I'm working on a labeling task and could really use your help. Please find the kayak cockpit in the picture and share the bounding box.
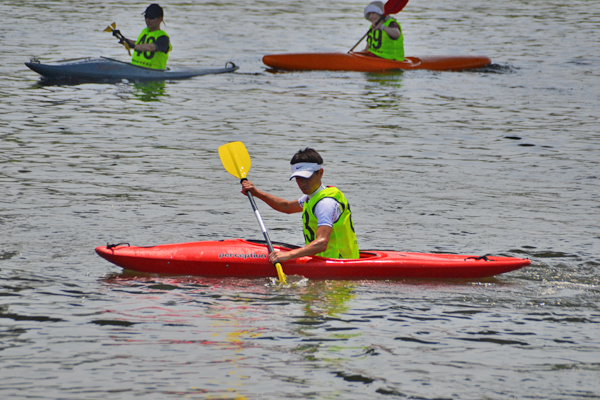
[358,251,380,259]
[245,238,382,260]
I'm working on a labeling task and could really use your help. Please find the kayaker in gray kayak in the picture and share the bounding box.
[241,148,359,263]
[363,1,404,61]
[112,4,172,69]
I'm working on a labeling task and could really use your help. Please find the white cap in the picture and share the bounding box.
[364,1,384,19]
[289,162,323,180]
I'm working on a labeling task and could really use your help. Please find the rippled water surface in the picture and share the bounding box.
[2,0,599,399]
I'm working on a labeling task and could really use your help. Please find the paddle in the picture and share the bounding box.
[104,22,133,55]
[347,0,410,53]
[218,141,288,284]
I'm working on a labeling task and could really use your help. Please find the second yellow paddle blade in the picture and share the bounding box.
[104,22,117,32]
[219,141,251,180]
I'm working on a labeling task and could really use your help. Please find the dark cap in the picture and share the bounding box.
[143,4,163,19]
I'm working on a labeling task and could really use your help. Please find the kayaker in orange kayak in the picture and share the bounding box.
[241,148,359,263]
[363,1,405,61]
[112,4,172,69]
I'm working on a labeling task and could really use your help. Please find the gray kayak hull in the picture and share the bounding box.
[25,57,238,82]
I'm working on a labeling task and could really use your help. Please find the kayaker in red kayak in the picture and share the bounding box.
[241,148,359,263]
[363,1,404,61]
[112,4,172,69]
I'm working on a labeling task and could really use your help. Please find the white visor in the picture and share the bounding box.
[364,4,383,19]
[290,162,323,180]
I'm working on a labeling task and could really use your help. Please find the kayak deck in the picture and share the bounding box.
[95,239,530,280]
[25,57,239,82]
[263,52,492,72]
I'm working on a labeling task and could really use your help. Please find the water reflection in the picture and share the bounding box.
[364,70,405,86]
[29,78,84,88]
[362,71,406,109]
[132,81,167,102]
[299,281,356,318]
[29,77,168,102]
[102,274,259,399]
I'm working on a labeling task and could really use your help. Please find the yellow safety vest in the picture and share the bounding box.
[131,28,172,70]
[366,18,404,61]
[302,187,359,259]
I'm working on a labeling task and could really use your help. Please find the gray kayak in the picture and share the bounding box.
[25,57,238,82]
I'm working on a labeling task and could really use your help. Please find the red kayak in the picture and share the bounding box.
[262,52,492,72]
[95,239,530,280]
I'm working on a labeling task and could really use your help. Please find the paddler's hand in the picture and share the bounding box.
[269,250,291,264]
[241,180,257,196]
[112,29,121,38]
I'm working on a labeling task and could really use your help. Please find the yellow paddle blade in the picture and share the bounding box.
[104,22,117,32]
[218,141,251,180]
[275,262,287,284]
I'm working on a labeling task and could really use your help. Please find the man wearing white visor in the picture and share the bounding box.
[241,148,359,263]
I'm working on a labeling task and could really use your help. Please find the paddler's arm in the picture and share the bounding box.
[269,225,332,263]
[132,42,156,52]
[128,36,170,53]
[241,180,302,214]
[365,20,401,42]
[380,21,400,40]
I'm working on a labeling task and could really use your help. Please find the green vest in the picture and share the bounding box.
[302,187,359,259]
[366,18,404,61]
[131,28,172,70]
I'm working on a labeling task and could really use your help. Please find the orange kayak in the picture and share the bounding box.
[263,52,492,72]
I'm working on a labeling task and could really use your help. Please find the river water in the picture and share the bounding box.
[1,0,599,399]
